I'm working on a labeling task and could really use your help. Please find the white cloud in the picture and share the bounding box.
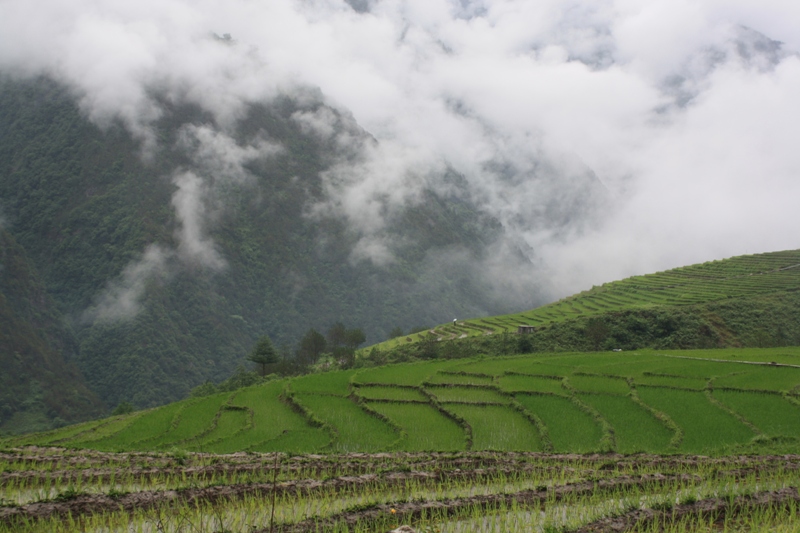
[2,0,799,307]
[82,245,170,323]
[171,170,226,270]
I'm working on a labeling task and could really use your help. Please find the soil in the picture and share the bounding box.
[569,487,800,532]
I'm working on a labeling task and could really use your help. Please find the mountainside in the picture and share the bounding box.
[368,249,800,361]
[0,75,602,423]
[0,229,103,435]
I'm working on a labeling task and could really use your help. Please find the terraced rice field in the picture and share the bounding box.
[2,448,800,532]
[371,248,800,348]
[8,347,800,456]
[6,347,800,530]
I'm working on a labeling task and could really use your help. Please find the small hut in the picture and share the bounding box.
[517,325,537,334]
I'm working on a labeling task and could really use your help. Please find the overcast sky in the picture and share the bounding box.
[2,0,799,302]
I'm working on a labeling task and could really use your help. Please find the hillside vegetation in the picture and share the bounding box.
[7,347,800,456]
[367,249,800,362]
[0,230,103,435]
[0,75,532,425]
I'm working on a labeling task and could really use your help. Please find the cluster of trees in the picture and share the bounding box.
[191,322,367,398]
[247,322,366,377]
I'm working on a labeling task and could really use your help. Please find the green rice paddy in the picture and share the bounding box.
[8,347,800,455]
[443,404,542,451]
[636,387,756,452]
[368,402,465,451]
[426,386,510,404]
[515,393,604,452]
[355,386,429,402]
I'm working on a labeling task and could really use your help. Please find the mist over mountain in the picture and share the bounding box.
[1,75,570,423]
[1,0,799,430]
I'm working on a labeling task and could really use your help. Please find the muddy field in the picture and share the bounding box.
[1,447,799,532]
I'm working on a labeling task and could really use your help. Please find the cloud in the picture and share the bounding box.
[169,125,283,270]
[81,122,283,323]
[2,0,800,309]
[82,245,170,323]
[170,170,226,269]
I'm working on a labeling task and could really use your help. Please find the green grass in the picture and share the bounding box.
[294,394,399,452]
[634,375,708,390]
[355,386,429,402]
[14,347,800,455]
[579,353,722,376]
[368,402,465,451]
[149,393,232,448]
[365,249,800,352]
[248,428,331,453]
[427,386,510,404]
[426,372,494,385]
[443,404,542,451]
[291,370,357,396]
[713,366,800,391]
[198,381,316,453]
[672,347,800,365]
[81,402,186,451]
[569,375,630,395]
[192,408,251,452]
[39,413,143,448]
[539,352,634,368]
[454,354,575,376]
[453,356,563,376]
[496,374,566,395]
[637,387,756,452]
[639,358,736,379]
[713,390,800,437]
[354,360,462,385]
[515,394,603,452]
[6,418,108,447]
[578,393,673,453]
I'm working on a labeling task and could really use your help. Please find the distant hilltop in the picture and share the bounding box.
[364,249,800,363]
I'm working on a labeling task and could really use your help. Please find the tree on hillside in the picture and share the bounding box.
[296,328,327,366]
[344,328,366,349]
[326,322,347,348]
[325,323,367,369]
[111,401,135,416]
[248,335,279,376]
[585,319,608,351]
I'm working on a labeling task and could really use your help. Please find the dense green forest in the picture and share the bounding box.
[0,230,103,434]
[0,75,524,432]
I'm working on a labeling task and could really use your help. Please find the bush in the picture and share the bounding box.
[111,402,135,416]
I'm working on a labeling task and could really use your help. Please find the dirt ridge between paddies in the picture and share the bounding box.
[5,448,798,478]
[1,461,583,488]
[568,487,800,533]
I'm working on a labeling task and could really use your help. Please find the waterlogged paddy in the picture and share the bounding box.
[2,450,800,533]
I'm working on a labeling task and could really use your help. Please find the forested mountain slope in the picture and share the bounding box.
[0,75,600,427]
[0,230,103,434]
